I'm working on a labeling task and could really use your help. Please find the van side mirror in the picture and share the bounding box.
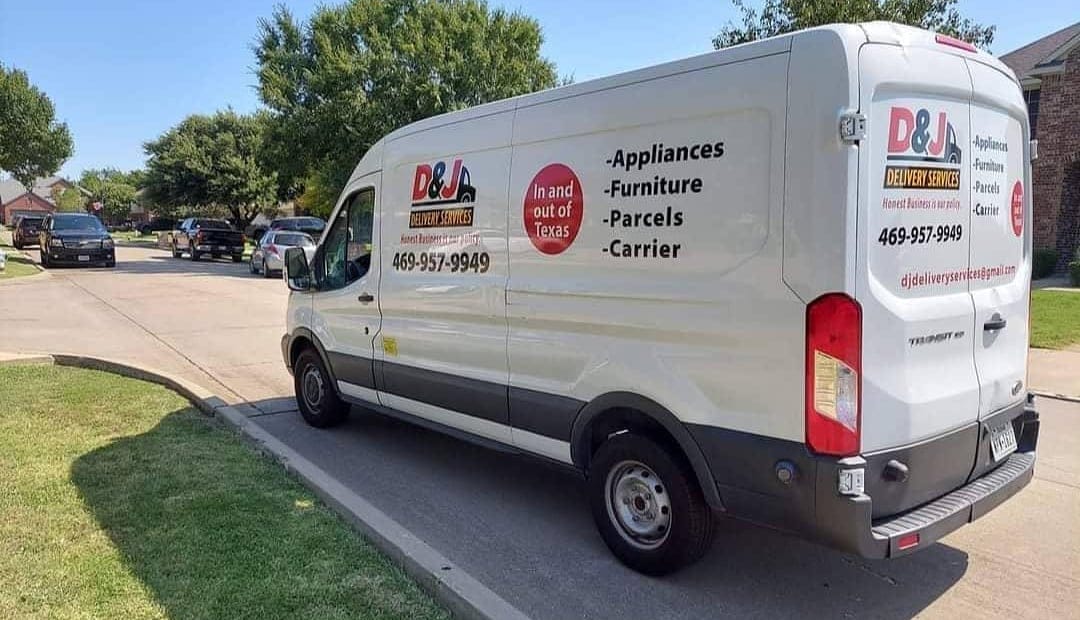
[284,247,314,291]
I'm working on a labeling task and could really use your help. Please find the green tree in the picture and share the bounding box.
[255,0,559,216]
[51,184,87,213]
[79,169,139,223]
[713,0,994,50]
[0,65,74,189]
[143,110,278,230]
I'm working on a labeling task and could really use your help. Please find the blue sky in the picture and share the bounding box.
[0,0,1076,179]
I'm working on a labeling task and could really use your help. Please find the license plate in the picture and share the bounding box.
[77,255,90,262]
[989,422,1018,461]
[217,246,228,251]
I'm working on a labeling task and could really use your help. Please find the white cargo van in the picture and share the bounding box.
[280,22,1039,575]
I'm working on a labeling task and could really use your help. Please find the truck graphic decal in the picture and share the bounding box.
[409,158,476,228]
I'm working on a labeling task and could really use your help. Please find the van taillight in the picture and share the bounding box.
[805,293,862,456]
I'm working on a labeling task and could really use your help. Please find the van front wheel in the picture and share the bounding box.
[294,348,348,428]
[587,433,714,575]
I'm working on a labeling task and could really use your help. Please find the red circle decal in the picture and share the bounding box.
[1010,181,1023,237]
[523,163,584,255]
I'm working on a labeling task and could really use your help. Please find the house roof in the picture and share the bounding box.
[0,176,74,207]
[1000,21,1080,81]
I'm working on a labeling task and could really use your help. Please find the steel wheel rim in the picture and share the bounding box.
[301,365,325,413]
[605,460,672,549]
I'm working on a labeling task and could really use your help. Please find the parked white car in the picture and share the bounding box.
[280,22,1038,575]
[250,231,315,278]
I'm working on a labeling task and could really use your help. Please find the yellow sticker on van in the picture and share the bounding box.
[383,337,398,356]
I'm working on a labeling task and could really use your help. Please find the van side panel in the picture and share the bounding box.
[507,51,804,443]
[376,112,514,444]
[782,27,864,302]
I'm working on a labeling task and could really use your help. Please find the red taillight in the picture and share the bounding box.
[897,533,920,550]
[935,33,977,53]
[195,230,205,243]
[806,293,862,456]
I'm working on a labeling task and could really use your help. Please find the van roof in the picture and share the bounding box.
[349,21,1013,182]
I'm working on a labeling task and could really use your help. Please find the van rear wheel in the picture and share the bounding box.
[587,433,714,575]
[293,348,348,428]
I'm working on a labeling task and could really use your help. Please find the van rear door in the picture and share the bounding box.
[856,44,980,453]
[965,59,1031,421]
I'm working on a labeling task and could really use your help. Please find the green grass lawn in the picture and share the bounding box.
[0,240,41,280]
[1030,290,1080,350]
[0,251,41,279]
[111,230,159,244]
[0,364,448,620]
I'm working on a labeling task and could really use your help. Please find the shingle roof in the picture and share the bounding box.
[0,176,67,207]
[1000,21,1080,80]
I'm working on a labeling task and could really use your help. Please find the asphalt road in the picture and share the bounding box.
[2,242,1078,619]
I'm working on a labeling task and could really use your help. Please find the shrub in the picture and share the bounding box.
[1033,248,1058,279]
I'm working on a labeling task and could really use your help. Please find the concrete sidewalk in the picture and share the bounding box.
[1029,348,1080,401]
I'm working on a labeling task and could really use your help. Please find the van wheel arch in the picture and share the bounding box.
[570,392,724,510]
[288,329,341,392]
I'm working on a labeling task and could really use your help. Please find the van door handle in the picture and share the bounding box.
[357,292,374,303]
[983,315,1007,331]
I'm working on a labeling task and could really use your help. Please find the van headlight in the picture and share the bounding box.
[49,238,64,248]
[102,238,115,249]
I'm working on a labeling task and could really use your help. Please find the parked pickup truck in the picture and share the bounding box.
[170,218,245,262]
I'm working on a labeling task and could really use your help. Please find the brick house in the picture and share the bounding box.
[0,176,76,225]
[1001,22,1080,268]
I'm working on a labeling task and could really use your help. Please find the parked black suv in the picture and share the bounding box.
[39,213,116,268]
[12,215,45,249]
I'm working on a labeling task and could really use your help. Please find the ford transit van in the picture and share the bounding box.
[280,22,1039,575]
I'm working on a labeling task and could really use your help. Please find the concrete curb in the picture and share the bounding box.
[8,352,527,620]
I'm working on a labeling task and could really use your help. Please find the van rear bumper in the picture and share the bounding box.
[687,399,1039,559]
[814,447,1035,558]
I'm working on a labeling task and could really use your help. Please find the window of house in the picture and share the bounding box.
[1024,88,1040,139]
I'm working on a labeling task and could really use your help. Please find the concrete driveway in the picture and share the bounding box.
[2,242,1077,619]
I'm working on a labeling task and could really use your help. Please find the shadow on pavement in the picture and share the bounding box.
[109,254,263,279]
[244,399,969,620]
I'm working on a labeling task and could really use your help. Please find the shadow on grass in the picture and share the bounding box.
[70,407,447,620]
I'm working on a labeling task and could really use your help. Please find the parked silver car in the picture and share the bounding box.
[250,231,315,278]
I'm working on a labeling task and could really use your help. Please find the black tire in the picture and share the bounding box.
[587,433,714,576]
[189,244,200,261]
[13,242,21,250]
[294,348,348,428]
[105,259,116,268]
[249,256,258,274]
[232,254,242,263]
[171,241,182,258]
[262,258,272,278]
